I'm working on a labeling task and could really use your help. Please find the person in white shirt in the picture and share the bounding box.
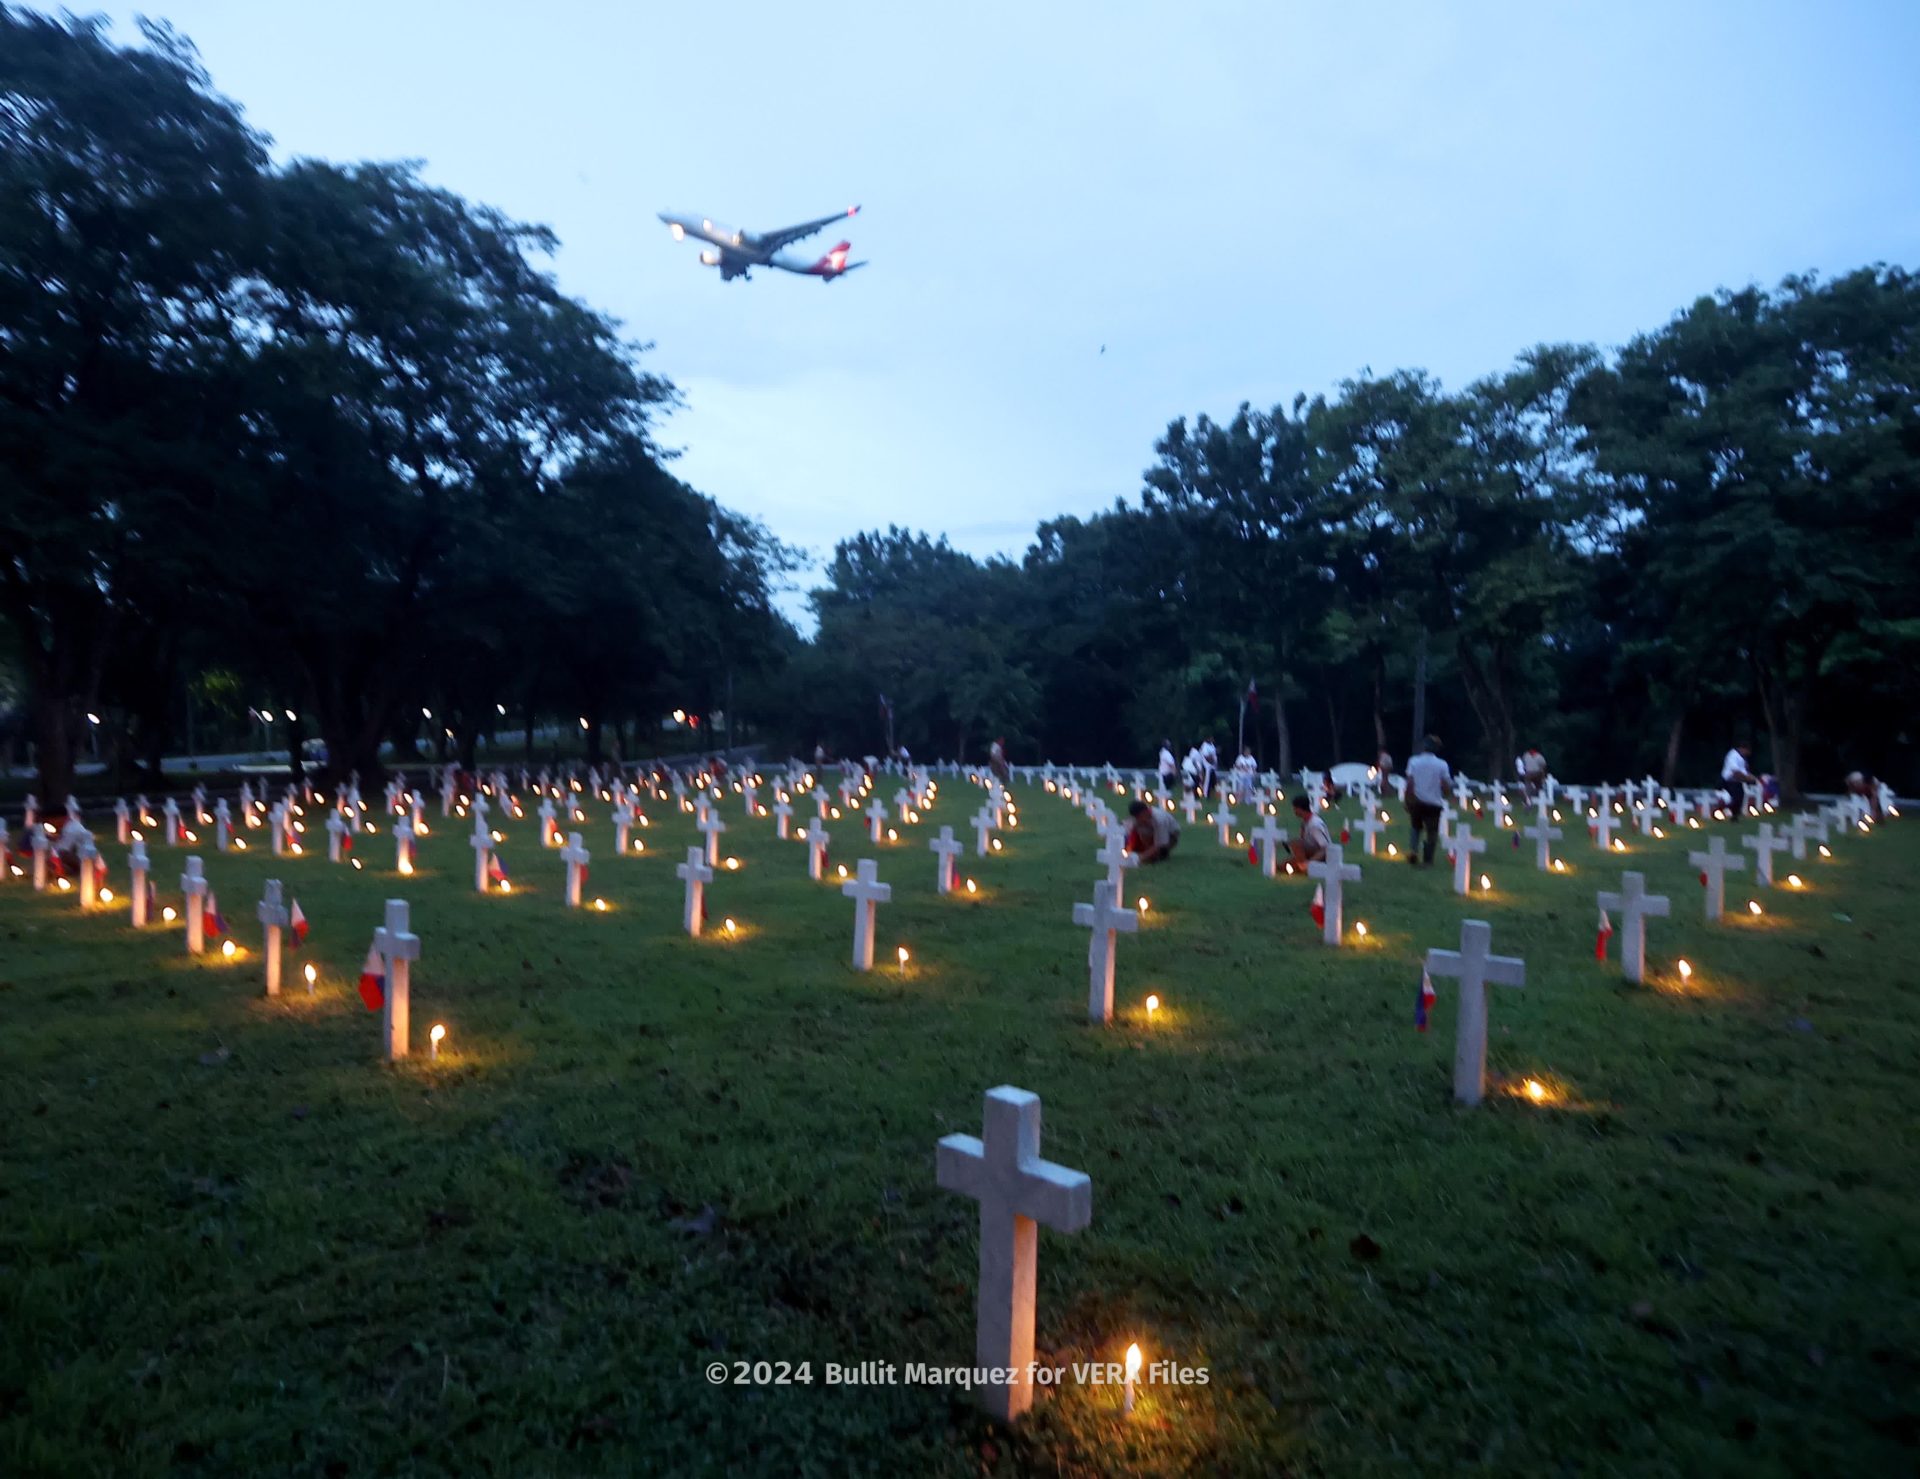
[1721,743,1760,810]
[1181,747,1202,795]
[1158,741,1177,796]
[1233,750,1257,786]
[1198,737,1219,797]
[1403,736,1451,867]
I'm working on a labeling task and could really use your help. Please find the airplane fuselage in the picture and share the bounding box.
[658,207,865,282]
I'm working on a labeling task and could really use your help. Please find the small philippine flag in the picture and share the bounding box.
[357,944,386,1012]
[1595,905,1614,961]
[1416,968,1435,1032]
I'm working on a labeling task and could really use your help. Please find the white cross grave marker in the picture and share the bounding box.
[1425,919,1527,1106]
[1688,835,1746,922]
[867,798,890,844]
[1095,825,1139,900]
[772,798,793,841]
[181,856,208,953]
[1072,878,1139,1023]
[805,822,831,881]
[935,1086,1092,1423]
[1306,844,1362,946]
[1742,823,1788,887]
[1211,801,1237,848]
[1596,871,1670,985]
[696,804,728,866]
[971,804,996,858]
[258,879,289,996]
[561,831,590,908]
[129,840,151,927]
[840,858,892,970]
[373,898,420,1061]
[1522,818,1563,871]
[1449,823,1487,897]
[930,825,964,894]
[1248,813,1286,878]
[676,846,713,936]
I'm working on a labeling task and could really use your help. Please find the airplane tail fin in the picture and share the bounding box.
[814,241,863,279]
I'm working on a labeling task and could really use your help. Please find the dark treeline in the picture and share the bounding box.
[1,9,788,800]
[4,9,1916,802]
[769,279,1920,795]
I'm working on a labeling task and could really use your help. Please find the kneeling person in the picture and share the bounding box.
[1289,795,1331,869]
[1125,800,1180,863]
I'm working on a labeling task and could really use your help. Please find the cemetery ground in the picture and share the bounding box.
[3,786,1917,1476]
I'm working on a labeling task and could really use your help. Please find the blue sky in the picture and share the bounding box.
[111,0,1920,608]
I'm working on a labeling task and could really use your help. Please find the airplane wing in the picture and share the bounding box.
[753,204,860,254]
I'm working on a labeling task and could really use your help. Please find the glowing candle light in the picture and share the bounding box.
[1676,959,1693,982]
[965,878,977,894]
[1137,897,1149,914]
[724,857,741,871]
[99,888,114,903]
[991,839,1003,852]
[1612,839,1625,852]
[897,946,910,970]
[1747,899,1763,916]
[499,879,512,894]
[1553,859,1567,873]
[221,939,237,959]
[351,858,363,870]
[430,1023,446,1058]
[1145,993,1159,1018]
[1124,1343,1142,1414]
[724,917,738,935]
[593,897,608,912]
[1386,843,1398,857]
[1525,1078,1546,1103]
[1818,844,1832,858]
[162,906,177,922]
[56,877,71,892]
[1354,921,1368,938]
[1480,873,1492,891]
[233,838,247,851]
[1786,874,1804,888]
[303,962,317,992]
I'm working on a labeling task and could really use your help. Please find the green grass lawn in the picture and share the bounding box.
[3,780,1917,1476]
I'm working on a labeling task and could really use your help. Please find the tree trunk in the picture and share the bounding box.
[1372,657,1389,758]
[1661,712,1685,790]
[33,699,76,810]
[1325,692,1342,766]
[585,716,604,765]
[1272,697,1292,779]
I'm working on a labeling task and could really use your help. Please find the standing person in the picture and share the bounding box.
[1233,749,1258,791]
[1515,746,1547,803]
[1404,736,1450,867]
[1288,794,1331,869]
[1721,743,1761,813]
[1181,745,1202,797]
[1374,748,1394,785]
[1199,736,1219,798]
[1157,740,1177,797]
[1124,799,1180,863]
[988,736,1011,785]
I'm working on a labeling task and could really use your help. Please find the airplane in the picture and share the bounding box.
[657,205,867,283]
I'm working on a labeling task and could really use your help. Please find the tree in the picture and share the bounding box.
[0,8,268,798]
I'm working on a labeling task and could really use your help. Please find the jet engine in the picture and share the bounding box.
[698,250,722,267]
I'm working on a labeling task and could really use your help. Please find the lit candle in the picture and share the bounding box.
[430,1023,446,1059]
[897,946,910,971]
[1748,899,1763,916]
[304,962,317,992]
[1354,921,1368,938]
[1124,1342,1142,1414]
[1479,873,1492,891]
[1676,959,1693,982]
[724,917,738,936]
[1145,993,1159,1020]
[1525,1078,1546,1103]
[593,898,608,911]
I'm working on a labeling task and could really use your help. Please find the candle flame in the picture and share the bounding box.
[1354,921,1368,937]
[724,917,738,935]
[897,946,909,967]
[221,939,236,958]
[304,962,317,985]
[431,1023,446,1044]
[593,898,608,911]
[163,906,177,922]
[1748,899,1763,916]
[965,878,977,894]
[1677,959,1693,981]
[1525,1078,1546,1102]
[1480,873,1492,890]
[1787,874,1803,888]
[1125,1343,1142,1379]
[1145,993,1159,1014]
[99,888,114,903]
